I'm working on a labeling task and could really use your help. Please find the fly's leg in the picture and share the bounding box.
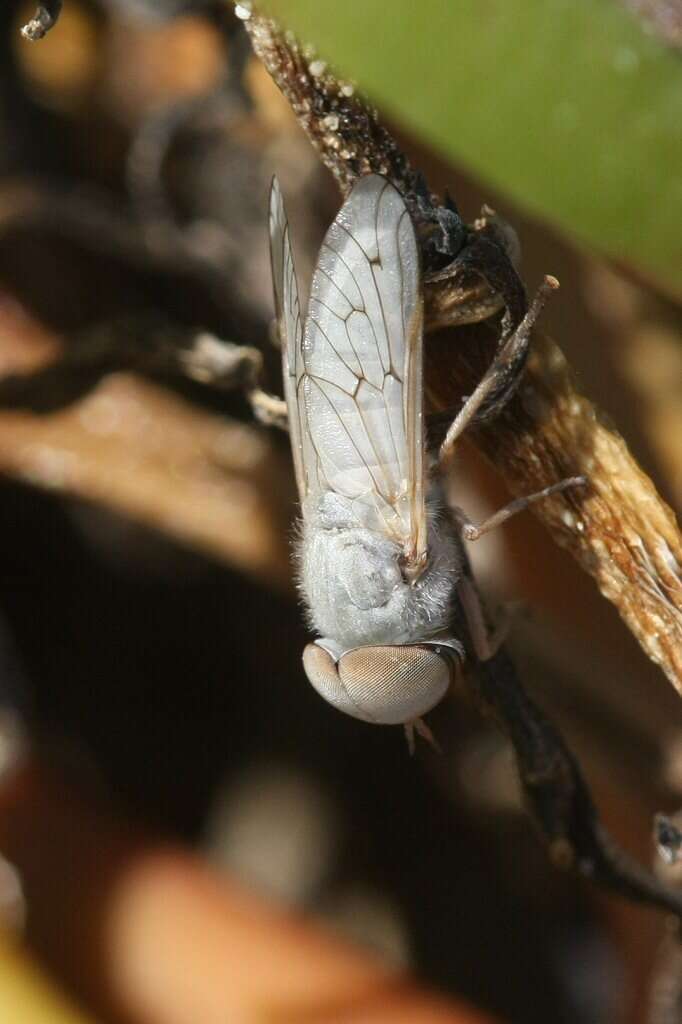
[459,576,530,669]
[456,570,682,920]
[438,275,559,470]
[404,656,465,754]
[437,273,584,550]
[485,601,524,657]
[452,476,587,542]
[404,718,442,756]
[458,574,497,661]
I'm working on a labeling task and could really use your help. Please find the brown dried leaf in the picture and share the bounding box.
[0,371,292,586]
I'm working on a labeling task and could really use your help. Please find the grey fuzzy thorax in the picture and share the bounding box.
[298,492,461,651]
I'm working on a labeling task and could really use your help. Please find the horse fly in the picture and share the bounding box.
[269,174,582,750]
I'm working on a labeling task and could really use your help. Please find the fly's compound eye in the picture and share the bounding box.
[302,643,454,725]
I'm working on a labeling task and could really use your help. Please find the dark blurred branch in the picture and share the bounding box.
[648,824,682,1022]
[0,315,262,412]
[473,647,682,918]
[0,180,264,338]
[20,1,63,41]
[655,812,682,865]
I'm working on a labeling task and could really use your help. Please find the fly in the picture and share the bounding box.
[269,174,583,748]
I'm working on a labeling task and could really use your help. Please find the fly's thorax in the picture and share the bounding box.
[298,494,461,650]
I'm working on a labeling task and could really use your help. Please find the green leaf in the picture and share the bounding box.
[267,0,682,296]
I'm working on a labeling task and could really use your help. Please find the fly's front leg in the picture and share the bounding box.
[438,275,559,470]
[453,476,587,542]
[404,718,442,756]
[456,573,518,663]
[453,474,585,657]
[457,574,498,661]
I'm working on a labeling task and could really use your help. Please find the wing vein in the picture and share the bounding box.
[275,174,426,565]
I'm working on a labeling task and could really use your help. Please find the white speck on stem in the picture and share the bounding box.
[658,538,682,582]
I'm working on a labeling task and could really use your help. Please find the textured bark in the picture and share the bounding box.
[428,322,682,693]
[20,2,63,42]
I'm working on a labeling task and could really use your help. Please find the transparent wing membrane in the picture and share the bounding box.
[269,174,426,568]
[268,177,308,500]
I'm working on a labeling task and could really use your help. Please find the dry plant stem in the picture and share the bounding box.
[648,840,682,1023]
[244,3,682,693]
[648,935,682,1024]
[20,2,63,41]
[471,643,682,917]
[241,11,416,199]
[242,6,527,334]
[428,324,682,692]
[457,561,682,917]
[241,8,518,307]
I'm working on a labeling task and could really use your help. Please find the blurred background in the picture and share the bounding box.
[0,2,680,1022]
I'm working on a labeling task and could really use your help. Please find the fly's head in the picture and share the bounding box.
[302,641,461,725]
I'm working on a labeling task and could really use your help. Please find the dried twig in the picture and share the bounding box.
[648,828,682,1023]
[0,314,264,410]
[0,182,253,335]
[242,4,682,695]
[20,1,63,42]
[655,812,682,864]
[428,325,682,692]
[472,644,682,916]
[648,935,682,1024]
[239,5,529,332]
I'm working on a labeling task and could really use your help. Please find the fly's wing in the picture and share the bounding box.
[269,177,306,502]
[302,175,426,568]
